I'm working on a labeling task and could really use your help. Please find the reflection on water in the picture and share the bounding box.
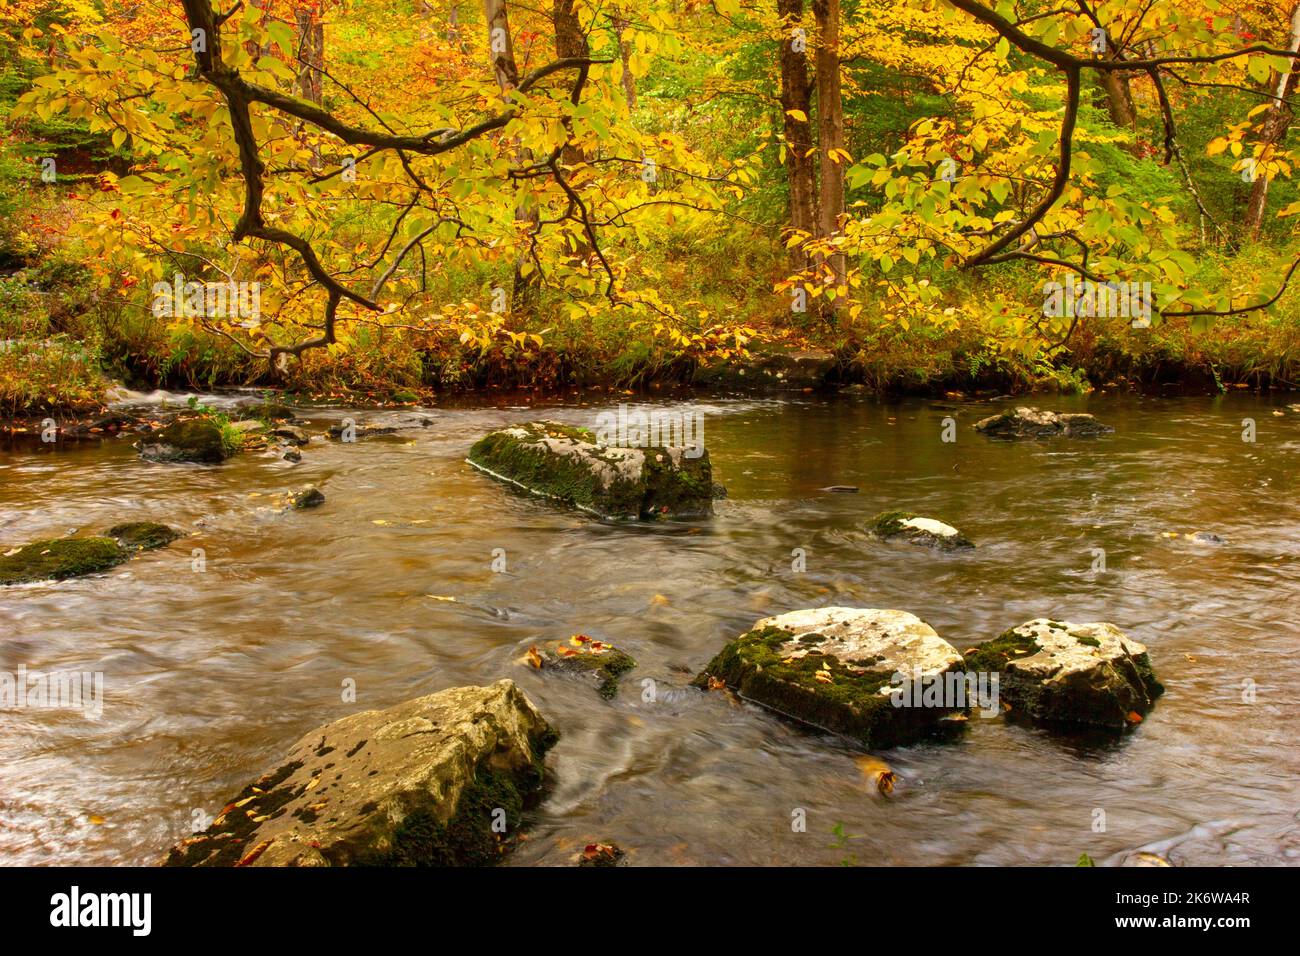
[1,392,1298,866]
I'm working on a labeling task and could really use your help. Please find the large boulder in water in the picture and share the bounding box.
[468,421,716,520]
[962,619,1163,730]
[692,607,966,748]
[138,417,236,463]
[974,406,1113,439]
[163,679,556,867]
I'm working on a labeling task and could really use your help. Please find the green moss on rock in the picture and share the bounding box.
[693,625,954,748]
[963,619,1164,730]
[0,536,126,585]
[468,421,716,520]
[541,638,636,699]
[139,417,236,463]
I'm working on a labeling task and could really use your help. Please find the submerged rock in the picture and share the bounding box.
[138,417,236,463]
[163,679,556,867]
[974,406,1113,439]
[289,485,325,510]
[530,636,636,699]
[578,842,626,867]
[0,521,179,584]
[107,522,182,551]
[468,421,717,520]
[869,511,973,550]
[962,619,1163,730]
[0,536,126,585]
[692,607,965,748]
[270,425,309,446]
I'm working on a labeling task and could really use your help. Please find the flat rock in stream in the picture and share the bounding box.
[163,679,556,867]
[962,618,1163,730]
[692,607,965,748]
[468,421,717,520]
[327,421,400,441]
[869,511,973,550]
[137,417,236,463]
[974,406,1113,439]
[0,522,180,585]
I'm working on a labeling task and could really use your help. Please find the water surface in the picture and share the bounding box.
[1,392,1297,865]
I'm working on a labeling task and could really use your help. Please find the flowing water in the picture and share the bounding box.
[2,391,1298,866]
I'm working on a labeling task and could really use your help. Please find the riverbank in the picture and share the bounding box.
[5,250,1300,422]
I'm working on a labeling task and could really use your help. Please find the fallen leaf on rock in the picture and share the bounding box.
[706,676,726,691]
[236,840,272,867]
[1126,711,1143,724]
[525,645,543,669]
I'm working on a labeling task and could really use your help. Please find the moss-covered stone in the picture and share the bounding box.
[289,485,325,509]
[0,536,126,584]
[869,511,974,551]
[107,522,181,552]
[538,636,636,699]
[974,406,1113,439]
[963,619,1164,730]
[162,679,556,867]
[239,401,296,422]
[468,420,716,520]
[693,608,966,748]
[138,417,236,463]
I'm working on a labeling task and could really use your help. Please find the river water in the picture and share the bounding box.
[1,391,1297,866]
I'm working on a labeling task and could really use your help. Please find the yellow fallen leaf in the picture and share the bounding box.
[854,755,897,794]
[425,595,456,602]
[88,815,105,825]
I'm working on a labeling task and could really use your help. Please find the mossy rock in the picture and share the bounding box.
[693,607,966,748]
[289,485,325,509]
[0,536,127,585]
[107,522,181,552]
[869,511,973,550]
[138,417,236,463]
[327,421,400,441]
[536,637,636,699]
[974,406,1113,439]
[963,619,1163,730]
[468,420,716,520]
[162,680,556,867]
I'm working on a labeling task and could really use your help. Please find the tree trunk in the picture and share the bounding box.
[483,0,539,315]
[778,0,816,269]
[1095,67,1136,132]
[1245,3,1300,240]
[612,12,636,111]
[295,4,324,104]
[812,0,845,308]
[553,0,592,263]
